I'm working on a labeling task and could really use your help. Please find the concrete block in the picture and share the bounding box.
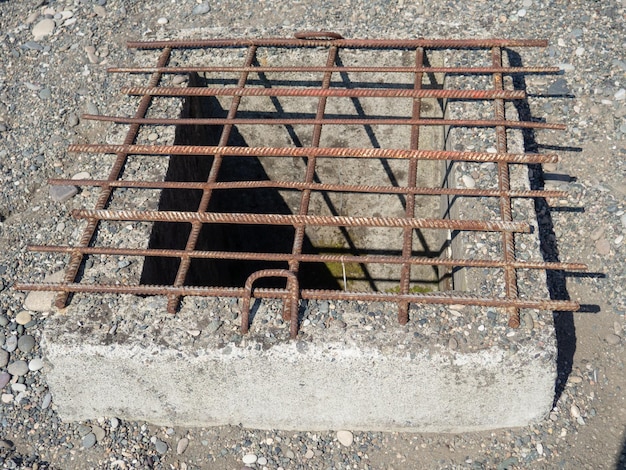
[42,295,556,432]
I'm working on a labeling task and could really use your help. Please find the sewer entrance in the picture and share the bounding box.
[140,47,447,294]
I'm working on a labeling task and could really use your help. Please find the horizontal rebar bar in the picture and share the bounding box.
[67,144,559,164]
[82,114,565,130]
[127,38,549,49]
[49,178,569,199]
[71,208,530,232]
[122,86,526,100]
[14,282,580,312]
[109,65,560,75]
[27,244,587,271]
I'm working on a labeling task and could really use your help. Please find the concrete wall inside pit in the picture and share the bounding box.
[141,48,449,293]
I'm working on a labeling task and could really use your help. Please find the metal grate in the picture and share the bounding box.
[17,33,585,338]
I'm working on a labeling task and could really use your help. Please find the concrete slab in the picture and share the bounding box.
[43,295,556,432]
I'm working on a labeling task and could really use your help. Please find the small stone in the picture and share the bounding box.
[110,417,119,429]
[595,238,610,255]
[67,113,79,127]
[82,433,97,448]
[522,0,532,6]
[517,8,526,17]
[41,393,52,409]
[7,361,29,377]
[337,430,354,447]
[461,174,476,189]
[28,358,44,371]
[285,450,295,459]
[242,454,257,464]
[26,12,40,24]
[304,449,314,459]
[448,337,458,350]
[536,442,544,456]
[11,383,26,393]
[86,101,99,115]
[1,394,13,404]
[154,439,168,454]
[547,78,570,96]
[615,89,626,101]
[49,185,78,203]
[39,87,52,100]
[93,5,107,17]
[5,336,17,353]
[177,437,189,455]
[0,350,8,368]
[173,75,188,85]
[604,334,621,345]
[207,319,223,334]
[72,171,92,180]
[32,19,55,40]
[570,404,581,419]
[192,3,210,14]
[614,321,623,336]
[17,335,35,353]
[15,311,32,325]
[590,227,605,241]
[91,425,106,442]
[0,372,10,389]
[24,270,65,311]
[157,17,168,25]
[257,457,268,465]
[543,162,558,172]
[568,375,583,384]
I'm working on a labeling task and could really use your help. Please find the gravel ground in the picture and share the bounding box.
[1,0,625,469]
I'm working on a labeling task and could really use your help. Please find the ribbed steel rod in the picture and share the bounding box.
[122,86,526,100]
[67,144,559,164]
[51,178,569,198]
[14,282,580,312]
[27,244,587,271]
[127,38,549,50]
[82,114,565,130]
[109,65,561,75]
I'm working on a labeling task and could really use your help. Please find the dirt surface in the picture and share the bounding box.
[0,0,625,469]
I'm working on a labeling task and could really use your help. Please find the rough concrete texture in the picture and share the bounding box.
[43,295,556,432]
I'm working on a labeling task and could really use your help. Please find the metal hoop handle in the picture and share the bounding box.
[294,31,344,41]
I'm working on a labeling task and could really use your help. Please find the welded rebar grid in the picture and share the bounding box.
[16,33,585,338]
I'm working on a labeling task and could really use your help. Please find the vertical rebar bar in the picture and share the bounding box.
[166,45,258,313]
[398,47,424,324]
[492,47,520,328]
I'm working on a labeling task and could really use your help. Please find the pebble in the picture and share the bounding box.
[82,433,97,449]
[257,456,268,465]
[615,89,626,101]
[11,383,26,393]
[93,5,107,17]
[461,174,476,189]
[86,101,99,115]
[0,372,10,390]
[28,358,44,371]
[192,3,211,14]
[595,238,611,255]
[67,113,79,127]
[304,449,315,459]
[604,334,621,345]
[32,19,55,40]
[568,375,583,384]
[92,425,106,442]
[207,319,223,334]
[110,417,119,429]
[570,404,581,419]
[25,12,39,24]
[15,311,32,325]
[17,335,35,353]
[41,393,52,409]
[7,361,29,377]
[49,184,78,203]
[337,430,354,446]
[448,337,458,350]
[154,439,168,454]
[517,8,526,17]
[22,41,44,51]
[173,75,188,84]
[590,227,605,241]
[5,335,17,353]
[39,87,52,100]
[0,350,8,368]
[547,78,570,96]
[177,437,189,454]
[157,17,168,25]
[242,454,257,464]
[1,394,13,404]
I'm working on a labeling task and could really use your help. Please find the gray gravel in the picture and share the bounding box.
[0,0,625,469]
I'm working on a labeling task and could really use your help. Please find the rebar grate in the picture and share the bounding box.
[17,33,585,338]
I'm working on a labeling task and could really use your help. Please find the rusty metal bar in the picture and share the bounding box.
[67,144,559,164]
[492,47,520,328]
[166,44,258,313]
[49,178,569,198]
[122,86,526,100]
[25,244,587,271]
[52,47,173,310]
[127,38,549,49]
[109,65,561,75]
[82,114,566,130]
[14,281,580,312]
[71,208,531,232]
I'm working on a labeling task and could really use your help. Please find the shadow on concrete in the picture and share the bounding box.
[617,431,626,469]
[506,49,601,406]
